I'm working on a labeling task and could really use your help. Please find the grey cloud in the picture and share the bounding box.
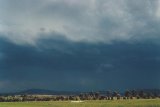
[0,0,160,44]
[0,0,160,92]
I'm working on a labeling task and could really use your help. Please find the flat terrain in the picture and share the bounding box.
[0,99,160,107]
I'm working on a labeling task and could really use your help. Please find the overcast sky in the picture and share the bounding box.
[0,0,160,93]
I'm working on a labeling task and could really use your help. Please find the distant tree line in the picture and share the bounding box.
[0,90,159,102]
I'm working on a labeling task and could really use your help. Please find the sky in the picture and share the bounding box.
[0,0,160,93]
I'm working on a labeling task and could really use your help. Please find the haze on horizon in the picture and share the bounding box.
[0,0,160,93]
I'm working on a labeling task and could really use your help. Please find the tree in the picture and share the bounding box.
[131,90,137,97]
[124,90,131,99]
[106,90,112,100]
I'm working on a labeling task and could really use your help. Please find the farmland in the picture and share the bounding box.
[0,99,160,107]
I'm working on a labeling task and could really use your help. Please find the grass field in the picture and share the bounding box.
[0,99,160,107]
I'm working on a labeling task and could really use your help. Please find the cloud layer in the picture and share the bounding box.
[0,0,160,45]
[0,35,160,92]
[0,0,160,92]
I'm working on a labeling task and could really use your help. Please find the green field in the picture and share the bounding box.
[0,99,160,107]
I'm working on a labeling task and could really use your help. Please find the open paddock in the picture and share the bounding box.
[0,99,160,107]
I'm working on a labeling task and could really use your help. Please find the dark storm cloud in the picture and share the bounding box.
[0,34,160,92]
[0,0,160,92]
